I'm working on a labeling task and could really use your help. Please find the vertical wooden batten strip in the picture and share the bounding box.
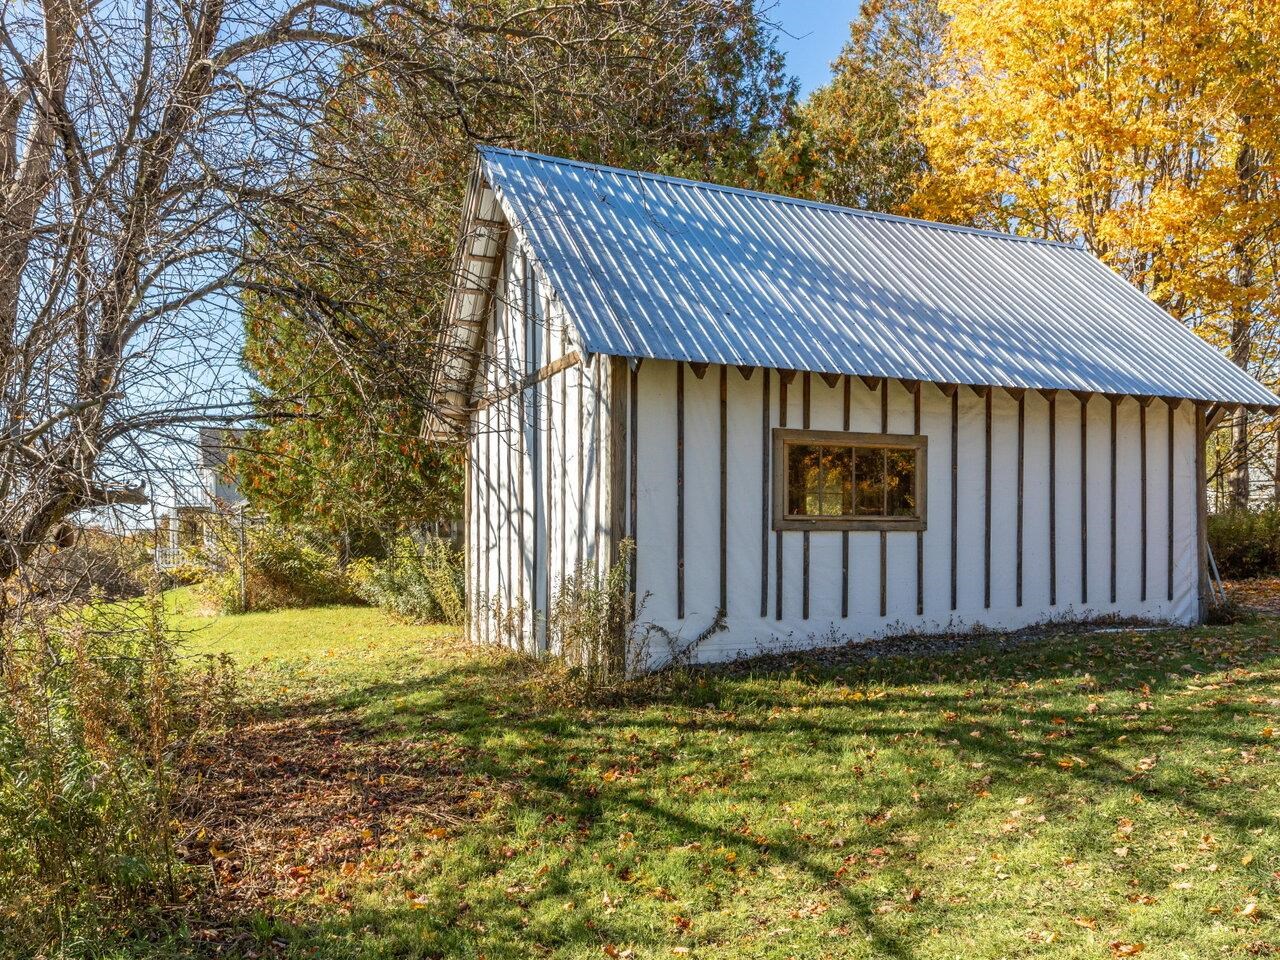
[515,305,527,635]
[802,372,811,620]
[1110,397,1118,605]
[950,389,959,612]
[1139,400,1148,602]
[1048,391,1057,606]
[760,370,771,618]
[776,373,788,621]
[1194,404,1209,622]
[1016,391,1025,607]
[984,388,992,610]
[880,380,889,618]
[607,357,627,570]
[1079,393,1090,605]
[719,366,728,614]
[914,383,923,616]
[842,376,851,618]
[1167,400,1176,603]
[560,330,568,595]
[543,327,553,649]
[593,359,602,574]
[676,362,686,620]
[464,437,472,645]
[529,305,542,647]
[577,360,585,569]
[628,362,640,616]
[482,358,491,646]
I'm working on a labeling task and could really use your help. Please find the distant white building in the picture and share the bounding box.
[435,148,1280,666]
[155,428,248,567]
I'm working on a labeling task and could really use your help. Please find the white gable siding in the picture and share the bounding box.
[467,244,616,653]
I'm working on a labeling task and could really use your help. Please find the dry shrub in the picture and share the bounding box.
[202,524,359,614]
[0,595,235,956]
[350,534,465,625]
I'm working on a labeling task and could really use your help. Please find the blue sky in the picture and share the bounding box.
[770,1,855,96]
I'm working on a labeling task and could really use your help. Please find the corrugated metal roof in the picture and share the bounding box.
[476,146,1279,408]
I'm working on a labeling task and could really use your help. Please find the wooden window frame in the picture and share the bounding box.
[771,427,927,532]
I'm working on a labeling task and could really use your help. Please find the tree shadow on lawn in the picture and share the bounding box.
[199,620,1280,958]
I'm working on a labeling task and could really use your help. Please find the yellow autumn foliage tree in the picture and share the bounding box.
[913,0,1280,504]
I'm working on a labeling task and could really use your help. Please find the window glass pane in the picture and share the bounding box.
[787,444,823,516]
[854,448,885,515]
[885,448,917,516]
[824,446,854,516]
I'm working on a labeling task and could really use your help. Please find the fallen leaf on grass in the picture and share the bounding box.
[1110,942,1145,956]
[1072,916,1098,929]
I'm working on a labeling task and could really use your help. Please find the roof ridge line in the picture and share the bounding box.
[477,145,1079,251]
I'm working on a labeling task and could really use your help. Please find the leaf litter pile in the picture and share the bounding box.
[176,709,492,937]
[1228,578,1280,615]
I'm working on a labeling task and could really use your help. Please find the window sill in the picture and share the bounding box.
[772,517,926,533]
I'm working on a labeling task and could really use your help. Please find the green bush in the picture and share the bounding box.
[350,535,465,625]
[202,525,359,614]
[0,597,234,956]
[1207,507,1280,580]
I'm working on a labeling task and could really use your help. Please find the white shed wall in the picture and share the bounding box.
[468,262,1201,667]
[625,361,1199,667]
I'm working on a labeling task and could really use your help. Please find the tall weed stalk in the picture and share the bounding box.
[0,595,234,956]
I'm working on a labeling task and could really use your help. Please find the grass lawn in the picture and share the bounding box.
[163,592,1280,959]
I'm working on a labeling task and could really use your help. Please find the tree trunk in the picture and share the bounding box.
[1228,120,1258,511]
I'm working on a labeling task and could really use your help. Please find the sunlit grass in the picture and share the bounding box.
[141,598,1280,959]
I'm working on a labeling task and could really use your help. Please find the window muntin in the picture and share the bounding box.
[772,429,926,531]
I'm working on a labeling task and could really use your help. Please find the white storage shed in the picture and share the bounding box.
[434,147,1280,666]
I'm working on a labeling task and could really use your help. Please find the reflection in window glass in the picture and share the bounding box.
[783,437,919,522]
[885,449,916,516]
[854,448,885,516]
[825,446,854,516]
[787,444,822,516]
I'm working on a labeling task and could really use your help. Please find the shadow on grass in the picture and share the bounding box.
[200,619,1280,959]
